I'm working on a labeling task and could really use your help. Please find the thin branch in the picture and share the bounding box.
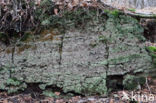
[146,77,151,94]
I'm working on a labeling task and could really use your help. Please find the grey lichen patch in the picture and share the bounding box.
[82,73,107,95]
[89,41,98,48]
[99,54,142,64]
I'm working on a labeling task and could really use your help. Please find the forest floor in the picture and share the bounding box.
[0,78,156,103]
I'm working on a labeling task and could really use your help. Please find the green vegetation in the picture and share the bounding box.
[43,90,58,98]
[6,78,21,86]
[123,75,146,90]
[147,46,156,53]
[94,54,142,66]
[147,46,156,66]
[110,10,120,17]
[0,78,27,94]
[98,35,108,43]
[35,0,55,26]
[128,8,136,12]
[82,73,107,95]
[104,9,120,17]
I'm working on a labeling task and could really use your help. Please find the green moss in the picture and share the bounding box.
[147,46,156,52]
[6,78,21,86]
[60,73,107,95]
[0,32,4,38]
[96,54,142,66]
[98,35,108,43]
[110,10,120,17]
[110,45,129,53]
[146,46,156,66]
[0,77,27,94]
[123,75,146,90]
[35,6,103,31]
[82,73,107,95]
[41,19,51,26]
[43,90,58,98]
[115,16,145,41]
[20,31,32,41]
[39,84,47,90]
[35,0,55,27]
[110,54,142,64]
[40,0,52,6]
[0,32,8,42]
[0,67,4,72]
[128,8,136,12]
[104,9,120,18]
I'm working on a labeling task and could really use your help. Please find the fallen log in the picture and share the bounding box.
[98,1,156,19]
[121,10,156,19]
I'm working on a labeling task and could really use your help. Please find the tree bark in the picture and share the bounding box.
[98,2,156,19]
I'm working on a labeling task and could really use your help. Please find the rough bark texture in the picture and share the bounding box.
[0,15,152,95]
[98,1,156,18]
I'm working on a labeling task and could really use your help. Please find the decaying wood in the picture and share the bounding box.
[122,11,156,19]
[98,1,156,19]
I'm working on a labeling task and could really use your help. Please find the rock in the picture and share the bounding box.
[0,14,152,95]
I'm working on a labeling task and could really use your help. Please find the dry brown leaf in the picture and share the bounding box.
[3,99,8,103]
[55,99,64,103]
[67,3,73,9]
[109,98,114,103]
[72,0,79,6]
[35,0,41,6]
[80,2,88,7]
[152,80,156,85]
[54,92,60,96]
[54,8,58,15]
[71,96,81,102]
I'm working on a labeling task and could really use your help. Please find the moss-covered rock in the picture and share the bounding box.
[123,75,146,90]
[0,9,152,95]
